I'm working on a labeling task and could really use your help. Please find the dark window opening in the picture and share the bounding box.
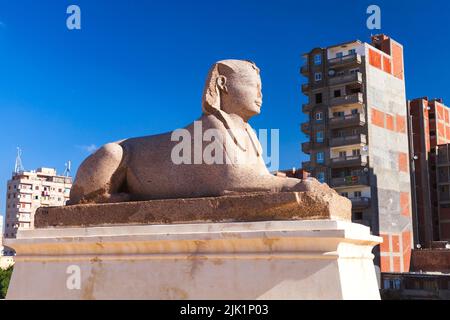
[353,212,363,220]
[315,93,322,104]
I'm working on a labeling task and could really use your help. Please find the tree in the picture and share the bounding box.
[0,266,14,299]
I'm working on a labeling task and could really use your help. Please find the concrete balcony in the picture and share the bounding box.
[328,54,362,67]
[300,65,309,75]
[350,197,371,209]
[302,102,312,113]
[330,155,368,168]
[330,174,369,188]
[329,113,366,129]
[302,142,311,154]
[17,187,33,194]
[301,83,309,94]
[329,72,362,86]
[302,161,311,169]
[330,92,364,107]
[301,122,310,134]
[330,134,366,148]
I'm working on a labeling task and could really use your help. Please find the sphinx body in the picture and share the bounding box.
[69,60,311,204]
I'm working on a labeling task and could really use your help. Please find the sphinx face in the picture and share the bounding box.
[221,64,263,121]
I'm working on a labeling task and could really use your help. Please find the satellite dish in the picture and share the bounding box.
[328,69,336,77]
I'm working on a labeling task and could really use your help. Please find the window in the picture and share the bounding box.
[334,90,341,98]
[336,52,343,58]
[315,93,322,104]
[339,151,346,158]
[336,71,345,76]
[316,172,325,183]
[351,109,359,115]
[316,131,324,143]
[348,49,356,55]
[333,111,345,117]
[315,112,323,121]
[350,68,359,74]
[354,191,362,198]
[314,72,322,82]
[341,192,348,198]
[353,212,363,220]
[314,54,322,65]
[316,152,324,164]
[384,279,401,290]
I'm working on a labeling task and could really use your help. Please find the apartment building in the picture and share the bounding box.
[3,168,72,255]
[300,34,413,272]
[408,98,450,245]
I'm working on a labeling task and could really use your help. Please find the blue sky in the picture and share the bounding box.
[0,0,449,212]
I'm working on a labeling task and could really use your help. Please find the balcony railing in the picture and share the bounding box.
[330,174,369,188]
[328,53,362,67]
[350,197,371,209]
[300,65,309,75]
[329,113,366,129]
[302,142,311,154]
[329,72,362,86]
[301,122,310,134]
[330,133,366,147]
[302,161,311,168]
[302,103,312,113]
[330,155,368,168]
[301,83,309,93]
[330,92,364,107]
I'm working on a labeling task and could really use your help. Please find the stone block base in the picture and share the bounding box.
[5,220,381,300]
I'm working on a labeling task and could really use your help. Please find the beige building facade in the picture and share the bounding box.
[3,168,72,255]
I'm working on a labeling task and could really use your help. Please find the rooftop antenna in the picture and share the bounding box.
[63,160,72,177]
[14,147,25,173]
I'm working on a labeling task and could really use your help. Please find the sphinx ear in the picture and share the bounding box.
[216,75,228,93]
[203,64,221,112]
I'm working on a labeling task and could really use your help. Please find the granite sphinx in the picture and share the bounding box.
[69,60,321,204]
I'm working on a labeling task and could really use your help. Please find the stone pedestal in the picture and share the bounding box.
[5,220,381,300]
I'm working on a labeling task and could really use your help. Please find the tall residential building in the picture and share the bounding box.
[300,34,413,272]
[408,97,450,244]
[3,168,72,254]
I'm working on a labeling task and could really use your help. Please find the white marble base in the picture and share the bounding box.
[5,220,382,300]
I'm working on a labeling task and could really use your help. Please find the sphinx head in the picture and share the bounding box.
[202,60,262,122]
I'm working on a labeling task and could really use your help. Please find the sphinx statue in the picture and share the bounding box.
[69,59,318,204]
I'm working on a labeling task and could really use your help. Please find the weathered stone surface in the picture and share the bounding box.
[68,60,316,205]
[35,189,351,228]
[6,220,382,299]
